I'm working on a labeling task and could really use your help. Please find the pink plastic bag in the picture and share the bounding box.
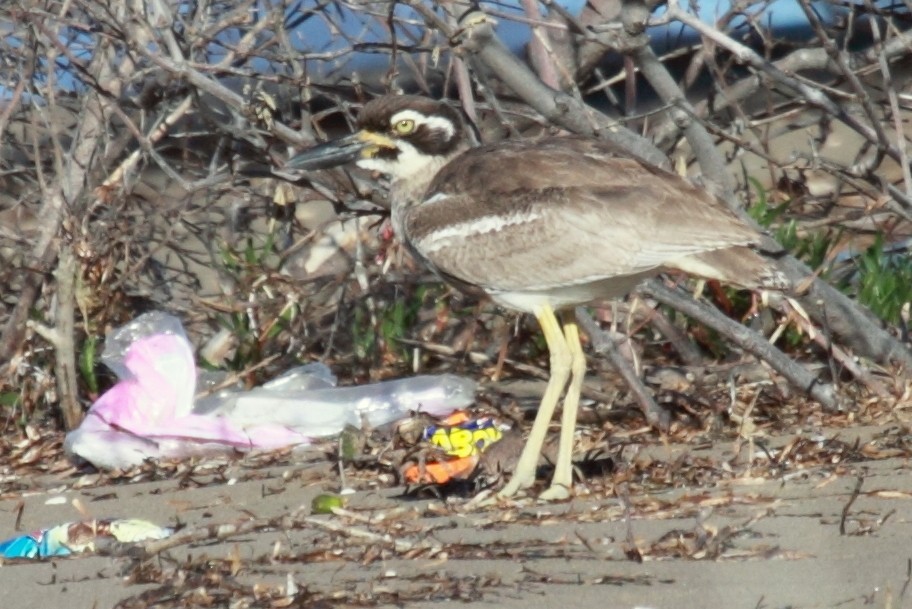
[65,312,475,470]
[65,313,310,469]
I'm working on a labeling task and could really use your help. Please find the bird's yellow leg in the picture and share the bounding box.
[540,312,586,500]
[499,304,571,498]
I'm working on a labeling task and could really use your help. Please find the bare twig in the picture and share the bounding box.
[0,4,133,365]
[575,306,671,429]
[662,0,910,168]
[620,0,912,371]
[839,474,865,535]
[410,5,672,168]
[640,279,840,411]
[866,4,912,199]
[114,508,434,559]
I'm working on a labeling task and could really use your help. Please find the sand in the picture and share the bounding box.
[2,417,911,609]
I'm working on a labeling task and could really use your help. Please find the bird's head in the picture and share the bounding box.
[286,95,466,182]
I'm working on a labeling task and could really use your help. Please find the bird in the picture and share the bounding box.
[286,94,789,500]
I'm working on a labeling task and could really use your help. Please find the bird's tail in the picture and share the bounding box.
[665,246,791,291]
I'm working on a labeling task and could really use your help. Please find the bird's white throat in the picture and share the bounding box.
[359,140,465,238]
[357,140,457,187]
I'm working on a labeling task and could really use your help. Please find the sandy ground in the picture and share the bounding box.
[2,417,912,609]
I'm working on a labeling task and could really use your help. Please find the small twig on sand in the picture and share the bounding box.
[103,508,435,559]
[839,474,864,535]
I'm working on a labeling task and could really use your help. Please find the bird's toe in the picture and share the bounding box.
[539,484,571,501]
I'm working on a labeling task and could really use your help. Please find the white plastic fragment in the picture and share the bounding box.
[64,312,476,470]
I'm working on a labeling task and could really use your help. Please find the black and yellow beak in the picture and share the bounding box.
[285,131,396,171]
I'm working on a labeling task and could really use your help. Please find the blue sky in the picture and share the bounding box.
[287,0,863,81]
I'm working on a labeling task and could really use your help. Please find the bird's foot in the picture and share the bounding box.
[539,484,571,501]
[463,489,498,510]
[465,480,570,510]
[465,486,528,509]
[497,478,530,499]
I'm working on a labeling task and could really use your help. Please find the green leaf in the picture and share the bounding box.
[311,493,345,515]
[79,335,99,394]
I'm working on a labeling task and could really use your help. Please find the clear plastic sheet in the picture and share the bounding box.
[64,312,476,469]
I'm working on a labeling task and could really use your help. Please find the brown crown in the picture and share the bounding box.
[358,95,464,156]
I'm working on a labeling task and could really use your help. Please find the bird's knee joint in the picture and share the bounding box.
[570,355,587,378]
[549,347,572,371]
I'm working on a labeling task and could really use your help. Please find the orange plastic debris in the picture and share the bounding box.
[403,455,479,484]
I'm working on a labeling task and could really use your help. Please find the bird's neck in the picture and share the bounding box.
[389,146,465,238]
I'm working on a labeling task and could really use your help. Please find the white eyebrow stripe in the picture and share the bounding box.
[390,109,455,140]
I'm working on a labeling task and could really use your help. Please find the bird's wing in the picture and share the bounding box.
[403,136,763,293]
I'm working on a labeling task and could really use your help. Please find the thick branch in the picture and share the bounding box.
[623,0,912,371]
[0,10,130,364]
[640,280,840,411]
[409,5,672,168]
[661,0,911,168]
[650,17,912,146]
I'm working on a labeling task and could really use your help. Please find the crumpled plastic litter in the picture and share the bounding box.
[421,411,505,459]
[0,518,172,559]
[65,311,477,470]
[403,411,508,484]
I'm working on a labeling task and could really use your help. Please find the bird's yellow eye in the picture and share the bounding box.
[394,119,415,135]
